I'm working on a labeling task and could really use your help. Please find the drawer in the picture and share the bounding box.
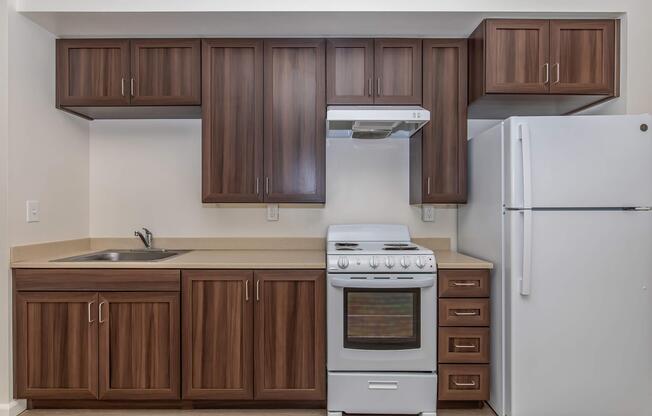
[438,327,489,363]
[438,364,489,401]
[439,298,490,326]
[438,269,490,298]
[13,269,180,291]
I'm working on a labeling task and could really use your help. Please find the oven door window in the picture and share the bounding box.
[343,288,420,350]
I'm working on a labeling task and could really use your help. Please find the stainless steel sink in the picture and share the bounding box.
[53,249,188,262]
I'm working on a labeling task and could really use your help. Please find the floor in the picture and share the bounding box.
[22,409,497,416]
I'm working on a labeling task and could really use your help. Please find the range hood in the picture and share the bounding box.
[326,106,430,139]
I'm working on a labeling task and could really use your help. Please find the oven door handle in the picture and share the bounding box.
[329,276,435,289]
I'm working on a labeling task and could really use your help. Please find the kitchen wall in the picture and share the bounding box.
[7,5,89,246]
[89,120,458,242]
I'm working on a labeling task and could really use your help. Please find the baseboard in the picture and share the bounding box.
[0,400,27,416]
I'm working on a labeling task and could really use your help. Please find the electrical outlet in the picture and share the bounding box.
[421,205,435,222]
[26,200,40,223]
[267,204,279,221]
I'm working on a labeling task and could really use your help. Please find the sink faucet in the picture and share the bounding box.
[134,227,153,249]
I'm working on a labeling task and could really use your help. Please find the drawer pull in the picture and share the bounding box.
[368,381,398,390]
[453,380,477,388]
[452,281,478,287]
[453,311,479,316]
[454,344,478,349]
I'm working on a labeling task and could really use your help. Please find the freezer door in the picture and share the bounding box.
[505,114,652,208]
[506,210,652,416]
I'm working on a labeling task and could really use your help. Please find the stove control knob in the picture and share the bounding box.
[400,256,411,269]
[416,257,426,269]
[337,256,349,269]
[385,256,395,269]
[369,256,379,269]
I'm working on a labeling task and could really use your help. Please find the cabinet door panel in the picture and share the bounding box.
[374,39,422,104]
[15,292,98,399]
[549,20,616,94]
[264,39,326,203]
[202,39,263,202]
[57,39,130,106]
[131,39,201,105]
[254,270,325,400]
[326,39,374,104]
[421,40,468,203]
[182,270,254,400]
[485,20,550,93]
[98,292,179,400]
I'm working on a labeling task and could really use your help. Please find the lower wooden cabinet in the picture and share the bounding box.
[438,364,490,401]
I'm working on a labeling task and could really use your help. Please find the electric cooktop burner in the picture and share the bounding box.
[383,246,419,251]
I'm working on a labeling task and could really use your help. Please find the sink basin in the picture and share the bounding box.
[53,249,188,262]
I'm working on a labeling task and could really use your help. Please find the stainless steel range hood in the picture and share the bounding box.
[326,106,430,139]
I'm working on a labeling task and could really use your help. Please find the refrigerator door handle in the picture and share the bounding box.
[519,123,533,209]
[521,210,533,296]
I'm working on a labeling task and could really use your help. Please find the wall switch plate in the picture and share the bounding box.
[26,200,40,223]
[421,205,435,222]
[267,204,279,221]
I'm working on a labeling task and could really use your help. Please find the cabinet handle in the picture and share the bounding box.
[543,63,549,84]
[452,281,477,287]
[376,78,381,96]
[427,177,431,195]
[256,280,260,301]
[453,343,478,349]
[453,311,479,316]
[99,301,106,323]
[368,78,372,96]
[88,301,94,323]
[130,78,134,97]
[245,280,250,302]
[453,380,477,388]
[255,177,260,195]
[265,177,270,195]
[121,78,125,97]
[553,63,560,84]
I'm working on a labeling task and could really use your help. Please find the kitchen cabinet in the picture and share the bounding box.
[182,270,254,399]
[326,38,421,105]
[98,292,180,400]
[410,39,468,204]
[202,39,263,203]
[56,39,201,119]
[263,39,326,203]
[469,19,619,118]
[254,270,326,400]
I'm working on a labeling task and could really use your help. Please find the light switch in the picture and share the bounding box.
[267,204,279,221]
[26,200,40,223]
[422,205,435,222]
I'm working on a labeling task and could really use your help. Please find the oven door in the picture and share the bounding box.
[327,274,436,372]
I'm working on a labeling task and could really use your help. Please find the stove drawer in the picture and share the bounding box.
[438,269,490,297]
[328,372,437,414]
[438,364,489,401]
[438,327,490,363]
[439,299,490,326]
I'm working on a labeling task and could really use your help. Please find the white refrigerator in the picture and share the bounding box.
[458,114,652,416]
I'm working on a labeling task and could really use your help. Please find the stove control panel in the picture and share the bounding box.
[327,254,436,273]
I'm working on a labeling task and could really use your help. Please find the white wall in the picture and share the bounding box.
[89,120,458,241]
[7,6,89,246]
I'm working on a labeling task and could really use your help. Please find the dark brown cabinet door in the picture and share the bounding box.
[549,20,616,94]
[182,270,254,400]
[415,39,468,204]
[130,39,201,105]
[374,39,422,104]
[326,39,374,104]
[98,292,180,400]
[14,292,98,399]
[254,270,325,400]
[202,39,263,203]
[57,39,130,106]
[264,39,326,203]
[485,20,550,94]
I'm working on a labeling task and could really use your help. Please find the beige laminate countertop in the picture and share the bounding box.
[434,250,493,269]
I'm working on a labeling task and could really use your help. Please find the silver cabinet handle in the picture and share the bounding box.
[453,381,477,387]
[99,301,106,323]
[376,78,381,96]
[245,280,250,302]
[130,78,134,97]
[452,281,477,287]
[368,78,372,96]
[453,311,479,316]
[553,63,560,84]
[265,177,270,195]
[256,280,260,301]
[543,63,549,84]
[453,343,478,349]
[255,177,260,196]
[121,78,125,96]
[88,301,94,323]
[427,177,431,195]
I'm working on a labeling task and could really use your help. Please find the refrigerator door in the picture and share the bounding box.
[506,209,652,416]
[505,114,652,209]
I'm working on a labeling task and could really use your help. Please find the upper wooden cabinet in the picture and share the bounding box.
[202,39,263,203]
[469,19,619,118]
[264,39,326,203]
[327,38,422,105]
[56,39,201,119]
[411,39,468,204]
